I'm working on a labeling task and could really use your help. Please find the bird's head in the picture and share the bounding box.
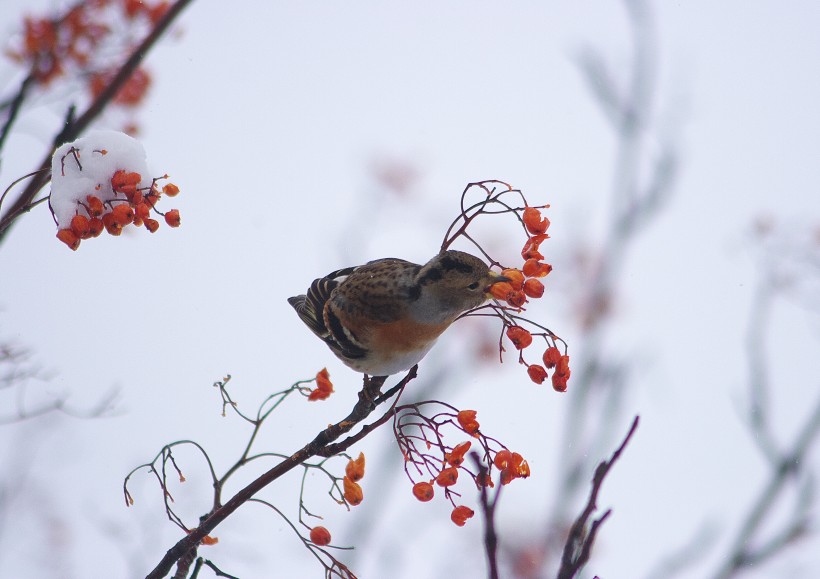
[411,250,509,322]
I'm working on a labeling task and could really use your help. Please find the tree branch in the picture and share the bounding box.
[145,367,417,579]
[557,415,640,579]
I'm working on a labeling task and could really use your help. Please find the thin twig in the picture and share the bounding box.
[145,367,417,579]
[556,415,640,579]
[472,452,502,579]
[711,395,820,579]
[0,73,36,166]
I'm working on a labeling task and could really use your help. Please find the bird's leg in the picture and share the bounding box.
[359,374,387,407]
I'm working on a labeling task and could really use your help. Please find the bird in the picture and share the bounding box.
[288,250,508,377]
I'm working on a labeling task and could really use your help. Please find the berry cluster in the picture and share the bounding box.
[306,451,365,551]
[55,162,181,251]
[440,181,570,392]
[342,452,365,507]
[489,206,552,306]
[398,405,530,527]
[6,0,171,122]
[506,328,571,392]
[484,204,570,391]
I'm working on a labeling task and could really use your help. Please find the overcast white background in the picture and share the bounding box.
[1,2,820,578]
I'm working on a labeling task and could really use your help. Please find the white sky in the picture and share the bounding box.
[1,2,820,578]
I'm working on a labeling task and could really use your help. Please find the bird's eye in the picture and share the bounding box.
[467,281,480,290]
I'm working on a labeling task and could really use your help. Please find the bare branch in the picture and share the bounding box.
[0,73,36,168]
[711,396,820,579]
[557,415,640,579]
[472,452,502,579]
[144,367,417,579]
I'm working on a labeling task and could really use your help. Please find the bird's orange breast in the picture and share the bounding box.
[369,319,451,352]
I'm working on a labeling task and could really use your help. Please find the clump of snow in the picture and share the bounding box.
[50,130,151,228]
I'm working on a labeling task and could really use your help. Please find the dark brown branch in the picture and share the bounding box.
[145,367,416,579]
[472,452,501,579]
[557,415,640,579]
[0,0,195,241]
[0,73,36,165]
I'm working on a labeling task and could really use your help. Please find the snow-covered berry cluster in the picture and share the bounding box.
[50,130,180,250]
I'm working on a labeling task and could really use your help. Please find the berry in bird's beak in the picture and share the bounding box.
[485,271,512,295]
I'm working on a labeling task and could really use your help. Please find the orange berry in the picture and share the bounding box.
[511,452,530,478]
[457,409,480,435]
[309,526,331,546]
[523,278,544,298]
[521,233,549,261]
[56,228,80,250]
[542,346,561,369]
[527,364,547,384]
[87,217,104,238]
[522,206,550,235]
[494,449,512,470]
[315,367,333,391]
[111,203,134,226]
[111,169,141,189]
[412,481,435,502]
[556,355,570,376]
[444,441,472,467]
[345,452,366,482]
[343,476,363,506]
[501,268,525,290]
[70,214,90,239]
[506,326,533,350]
[551,354,571,392]
[145,191,160,206]
[506,290,527,308]
[200,535,219,546]
[85,195,104,217]
[435,466,459,487]
[523,259,553,278]
[489,281,514,301]
[144,218,160,233]
[135,203,151,220]
[164,209,181,228]
[451,505,474,527]
[552,374,569,392]
[475,471,494,488]
[307,388,330,401]
[162,183,180,196]
[102,212,123,236]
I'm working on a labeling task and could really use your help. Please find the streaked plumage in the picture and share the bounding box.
[288,250,504,376]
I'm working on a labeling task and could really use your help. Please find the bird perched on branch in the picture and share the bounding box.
[288,250,507,377]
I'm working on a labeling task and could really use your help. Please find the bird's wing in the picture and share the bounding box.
[288,266,356,337]
[331,259,421,324]
[288,266,368,360]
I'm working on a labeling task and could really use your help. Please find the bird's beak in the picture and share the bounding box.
[489,270,511,283]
